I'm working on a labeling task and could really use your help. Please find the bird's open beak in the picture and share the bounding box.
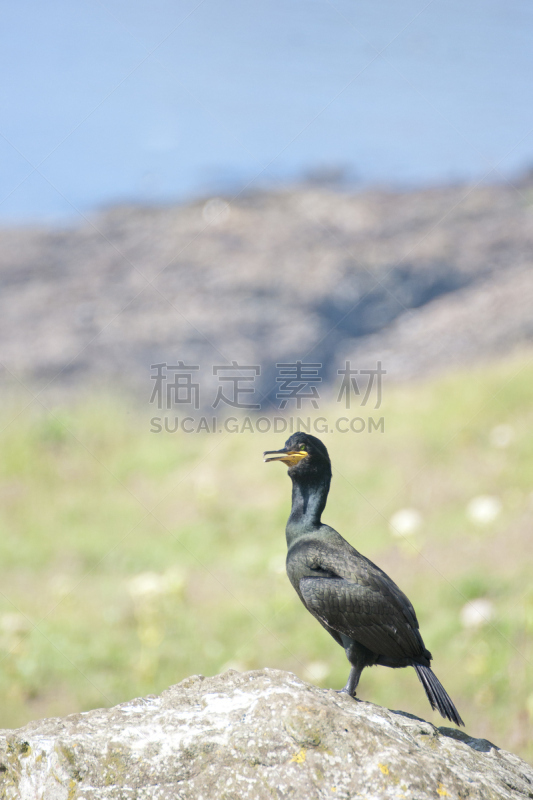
[263,448,308,467]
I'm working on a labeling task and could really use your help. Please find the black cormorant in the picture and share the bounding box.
[264,431,464,726]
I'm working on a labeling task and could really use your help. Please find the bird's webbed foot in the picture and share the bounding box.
[336,686,357,698]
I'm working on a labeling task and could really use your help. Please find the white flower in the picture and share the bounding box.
[466,495,502,525]
[128,572,165,599]
[0,613,30,634]
[460,598,494,628]
[303,661,330,683]
[489,424,515,448]
[48,573,75,599]
[127,568,184,600]
[389,508,422,537]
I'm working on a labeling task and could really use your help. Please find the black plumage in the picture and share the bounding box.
[264,432,464,726]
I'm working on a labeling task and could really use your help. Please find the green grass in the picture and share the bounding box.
[0,354,532,763]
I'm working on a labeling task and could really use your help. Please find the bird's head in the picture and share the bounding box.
[263,432,331,481]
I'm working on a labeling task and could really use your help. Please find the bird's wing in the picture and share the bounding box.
[299,558,424,660]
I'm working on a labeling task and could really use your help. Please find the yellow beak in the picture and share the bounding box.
[263,449,308,467]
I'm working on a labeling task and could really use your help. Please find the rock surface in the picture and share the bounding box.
[1,669,532,800]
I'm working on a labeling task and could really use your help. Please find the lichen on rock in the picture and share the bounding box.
[0,668,532,799]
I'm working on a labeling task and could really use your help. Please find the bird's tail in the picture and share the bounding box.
[413,664,464,727]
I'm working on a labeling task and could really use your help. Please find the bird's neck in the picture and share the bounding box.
[286,474,330,545]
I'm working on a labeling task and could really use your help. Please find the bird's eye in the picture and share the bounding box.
[300,445,306,451]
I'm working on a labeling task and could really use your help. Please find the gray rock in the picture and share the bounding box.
[1,669,532,799]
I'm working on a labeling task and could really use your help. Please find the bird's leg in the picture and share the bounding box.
[337,665,361,697]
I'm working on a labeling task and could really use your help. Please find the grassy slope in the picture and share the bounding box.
[0,355,532,762]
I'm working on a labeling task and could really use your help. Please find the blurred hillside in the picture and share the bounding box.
[1,178,533,399]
